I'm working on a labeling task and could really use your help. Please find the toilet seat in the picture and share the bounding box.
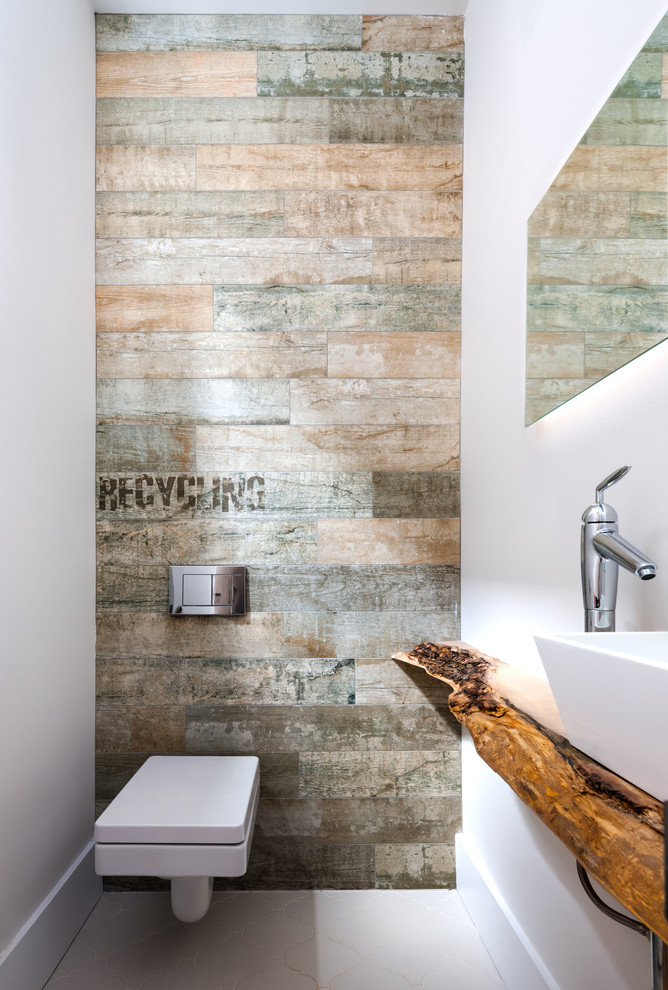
[94,756,260,878]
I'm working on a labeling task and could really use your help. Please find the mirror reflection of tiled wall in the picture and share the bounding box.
[95,14,464,891]
[525,14,668,425]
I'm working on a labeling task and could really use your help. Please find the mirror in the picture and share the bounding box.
[525,14,667,425]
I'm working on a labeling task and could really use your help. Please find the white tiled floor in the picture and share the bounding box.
[44,890,506,990]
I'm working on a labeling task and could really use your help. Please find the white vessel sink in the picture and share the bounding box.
[534,631,668,800]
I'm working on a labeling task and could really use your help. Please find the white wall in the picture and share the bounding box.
[0,0,98,977]
[461,1,668,988]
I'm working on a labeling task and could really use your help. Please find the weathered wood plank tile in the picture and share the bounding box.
[327,331,460,378]
[355,657,455,705]
[526,237,541,283]
[253,797,461,843]
[97,563,459,617]
[256,808,461,861]
[96,472,372,520]
[96,424,196,472]
[98,657,187,703]
[247,564,460,612]
[318,518,459,565]
[96,518,318,567]
[96,286,213,332]
[525,332,585,378]
[372,471,460,518]
[531,237,667,285]
[196,144,462,192]
[184,702,459,751]
[663,51,668,99]
[610,53,664,99]
[216,841,375,890]
[375,842,456,888]
[97,378,290,425]
[527,191,631,238]
[97,52,257,98]
[647,17,668,53]
[96,146,196,192]
[213,284,461,333]
[96,564,167,612]
[96,611,285,660]
[95,238,373,285]
[253,795,461,854]
[372,237,462,284]
[196,425,459,473]
[96,97,330,145]
[330,97,464,144]
[584,331,668,377]
[96,191,283,238]
[289,378,460,426]
[253,754,300,799]
[299,751,461,798]
[283,610,460,659]
[97,331,327,379]
[284,191,462,238]
[524,378,596,425]
[526,285,668,332]
[552,146,666,192]
[257,52,464,98]
[96,14,362,52]
[582,97,668,146]
[630,192,668,238]
[97,656,355,705]
[96,705,185,753]
[362,15,464,52]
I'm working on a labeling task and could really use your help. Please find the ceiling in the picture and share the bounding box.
[93,1,469,15]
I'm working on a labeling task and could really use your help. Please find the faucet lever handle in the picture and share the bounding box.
[595,464,631,503]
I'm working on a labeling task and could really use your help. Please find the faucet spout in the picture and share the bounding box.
[592,531,658,580]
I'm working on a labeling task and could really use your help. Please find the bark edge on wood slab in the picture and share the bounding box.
[392,640,666,940]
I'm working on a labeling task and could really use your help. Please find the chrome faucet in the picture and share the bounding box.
[581,465,658,632]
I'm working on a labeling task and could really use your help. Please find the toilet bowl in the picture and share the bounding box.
[94,755,260,922]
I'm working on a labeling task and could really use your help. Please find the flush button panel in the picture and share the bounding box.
[169,565,246,616]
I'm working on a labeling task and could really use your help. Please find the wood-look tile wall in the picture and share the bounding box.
[95,13,463,891]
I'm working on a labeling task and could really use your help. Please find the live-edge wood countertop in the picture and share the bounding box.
[392,641,667,941]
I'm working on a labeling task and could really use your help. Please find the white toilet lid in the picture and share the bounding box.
[94,756,259,845]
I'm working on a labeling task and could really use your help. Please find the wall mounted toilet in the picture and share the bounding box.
[94,755,260,922]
